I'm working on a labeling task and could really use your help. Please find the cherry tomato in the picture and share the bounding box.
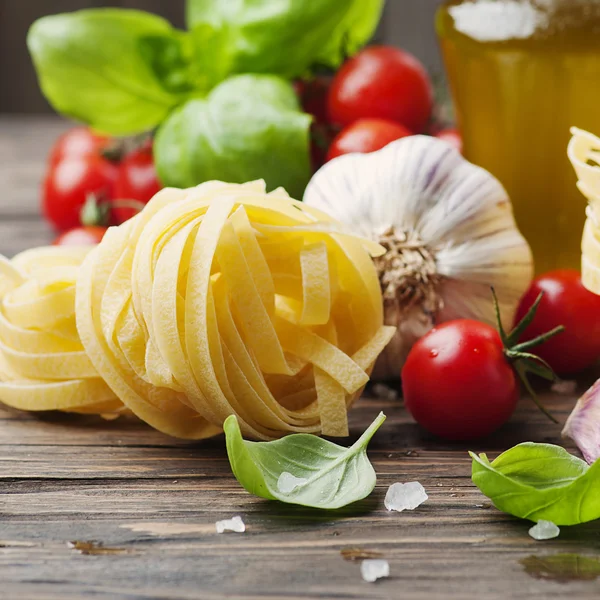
[49,127,110,166]
[113,147,162,224]
[326,118,412,161]
[294,75,331,124]
[514,270,600,375]
[435,128,463,154]
[328,46,433,133]
[43,156,118,231]
[54,225,107,246]
[402,320,519,441]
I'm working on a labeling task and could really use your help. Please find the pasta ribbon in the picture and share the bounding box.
[569,128,600,294]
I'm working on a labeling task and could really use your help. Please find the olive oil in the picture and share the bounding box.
[437,0,600,272]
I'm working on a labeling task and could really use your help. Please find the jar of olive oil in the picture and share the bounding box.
[437,0,600,272]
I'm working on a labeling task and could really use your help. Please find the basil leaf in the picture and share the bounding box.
[224,412,386,509]
[28,9,188,135]
[315,0,385,68]
[185,0,382,78]
[470,443,600,525]
[155,75,311,198]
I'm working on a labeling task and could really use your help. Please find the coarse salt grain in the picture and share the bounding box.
[215,516,246,534]
[277,472,308,494]
[528,520,560,540]
[361,559,390,583]
[384,482,428,512]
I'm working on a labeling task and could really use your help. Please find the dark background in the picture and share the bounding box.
[0,0,444,114]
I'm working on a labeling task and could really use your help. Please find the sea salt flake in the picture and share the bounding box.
[277,471,308,493]
[384,482,428,512]
[361,559,390,583]
[551,380,577,396]
[215,516,246,534]
[529,519,560,540]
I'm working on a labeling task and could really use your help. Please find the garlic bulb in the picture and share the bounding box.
[562,379,600,465]
[304,135,533,379]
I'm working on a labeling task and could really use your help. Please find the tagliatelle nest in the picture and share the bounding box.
[0,181,394,440]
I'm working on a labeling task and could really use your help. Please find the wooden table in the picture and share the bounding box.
[1,116,599,600]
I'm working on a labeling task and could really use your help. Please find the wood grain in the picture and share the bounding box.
[0,117,599,600]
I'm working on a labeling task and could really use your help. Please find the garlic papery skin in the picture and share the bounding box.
[303,135,534,379]
[562,379,600,465]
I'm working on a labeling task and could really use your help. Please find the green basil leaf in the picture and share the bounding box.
[470,442,600,525]
[224,412,386,509]
[188,23,234,91]
[155,74,311,198]
[28,9,189,135]
[185,0,382,78]
[315,0,385,68]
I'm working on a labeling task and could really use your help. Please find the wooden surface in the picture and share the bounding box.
[1,117,600,600]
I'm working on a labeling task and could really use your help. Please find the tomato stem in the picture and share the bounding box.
[511,325,565,353]
[491,287,562,423]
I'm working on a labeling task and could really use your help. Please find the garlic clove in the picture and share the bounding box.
[562,379,600,465]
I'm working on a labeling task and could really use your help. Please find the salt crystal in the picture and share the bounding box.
[277,471,308,493]
[528,520,560,540]
[551,380,577,396]
[215,516,246,534]
[361,559,390,583]
[384,482,428,512]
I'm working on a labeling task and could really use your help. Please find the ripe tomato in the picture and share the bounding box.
[49,126,110,166]
[54,226,107,246]
[514,270,600,375]
[326,118,412,161]
[43,156,118,231]
[402,320,519,440]
[328,46,433,133]
[113,147,161,224]
[435,128,462,154]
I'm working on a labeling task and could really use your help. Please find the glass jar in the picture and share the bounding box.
[436,0,600,272]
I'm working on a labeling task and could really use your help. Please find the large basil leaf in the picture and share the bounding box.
[185,0,383,78]
[224,412,386,509]
[28,9,190,135]
[155,75,311,198]
[470,443,600,525]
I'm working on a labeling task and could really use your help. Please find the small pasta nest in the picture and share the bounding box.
[0,181,393,440]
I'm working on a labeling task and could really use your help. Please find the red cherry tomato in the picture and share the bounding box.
[514,270,600,375]
[402,320,519,440]
[54,226,107,246]
[328,46,433,133]
[113,147,162,224]
[326,118,412,161]
[435,128,463,154]
[49,127,110,166]
[43,156,118,231]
